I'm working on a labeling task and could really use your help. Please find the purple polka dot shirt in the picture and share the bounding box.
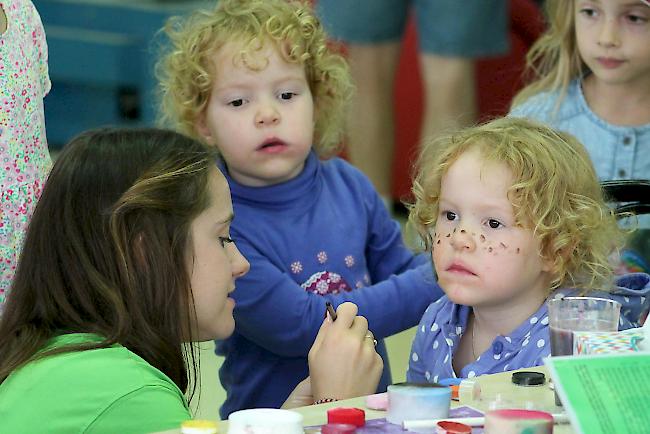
[407,273,650,383]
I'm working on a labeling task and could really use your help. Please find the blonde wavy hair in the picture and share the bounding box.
[511,0,585,109]
[409,117,624,294]
[156,0,353,158]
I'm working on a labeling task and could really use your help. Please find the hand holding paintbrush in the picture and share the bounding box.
[308,302,383,403]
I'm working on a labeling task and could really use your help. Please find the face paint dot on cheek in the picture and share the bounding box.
[446,233,451,238]
[516,248,520,254]
[488,247,493,253]
[436,239,441,245]
[500,242,507,249]
[480,234,486,242]
[460,229,466,234]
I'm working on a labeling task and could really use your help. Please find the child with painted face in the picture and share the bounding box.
[157,0,442,417]
[510,0,650,273]
[406,117,650,383]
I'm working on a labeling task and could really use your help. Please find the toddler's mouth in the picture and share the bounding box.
[257,138,288,153]
[447,263,476,276]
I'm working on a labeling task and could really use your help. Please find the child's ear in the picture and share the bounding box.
[541,254,555,273]
[542,242,575,274]
[195,113,215,145]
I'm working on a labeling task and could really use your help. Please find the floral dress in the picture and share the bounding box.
[0,0,51,309]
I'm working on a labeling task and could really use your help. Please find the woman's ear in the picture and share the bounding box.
[131,232,149,269]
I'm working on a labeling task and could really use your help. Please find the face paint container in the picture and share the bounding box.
[439,378,482,402]
[365,392,389,410]
[386,382,452,426]
[227,408,303,434]
[327,407,366,427]
[458,379,481,402]
[484,409,553,434]
[321,423,357,434]
[181,420,218,434]
[436,420,473,434]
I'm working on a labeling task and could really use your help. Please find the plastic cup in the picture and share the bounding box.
[227,408,303,434]
[547,296,621,405]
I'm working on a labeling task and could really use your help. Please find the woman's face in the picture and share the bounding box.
[188,169,249,341]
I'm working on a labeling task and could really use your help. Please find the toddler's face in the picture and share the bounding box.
[431,148,552,310]
[196,40,314,187]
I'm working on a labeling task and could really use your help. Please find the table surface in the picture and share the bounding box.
[156,367,576,433]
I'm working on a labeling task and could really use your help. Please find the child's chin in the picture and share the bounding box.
[444,287,475,306]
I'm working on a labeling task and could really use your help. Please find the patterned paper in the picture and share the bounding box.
[573,328,644,355]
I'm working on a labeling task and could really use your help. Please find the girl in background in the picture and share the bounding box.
[510,0,650,273]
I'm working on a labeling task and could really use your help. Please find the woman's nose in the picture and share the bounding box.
[230,243,250,279]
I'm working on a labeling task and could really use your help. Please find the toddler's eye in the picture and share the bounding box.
[444,211,457,221]
[219,236,234,247]
[229,99,244,107]
[487,219,502,229]
[280,92,296,100]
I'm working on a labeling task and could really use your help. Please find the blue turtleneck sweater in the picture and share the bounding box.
[216,152,442,417]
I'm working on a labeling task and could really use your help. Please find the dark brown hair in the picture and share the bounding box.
[0,128,218,398]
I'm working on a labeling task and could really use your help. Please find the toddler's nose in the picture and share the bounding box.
[255,105,280,126]
[449,228,476,251]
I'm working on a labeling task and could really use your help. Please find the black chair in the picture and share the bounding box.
[601,180,650,215]
[602,179,650,273]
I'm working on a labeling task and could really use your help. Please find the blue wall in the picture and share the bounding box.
[38,0,210,147]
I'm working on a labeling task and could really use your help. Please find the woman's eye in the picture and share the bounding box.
[219,236,234,247]
[487,219,502,229]
[228,99,244,107]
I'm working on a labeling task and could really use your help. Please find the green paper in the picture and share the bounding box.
[545,353,650,434]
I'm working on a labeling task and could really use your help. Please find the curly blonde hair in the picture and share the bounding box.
[409,117,624,294]
[156,0,353,158]
[511,0,585,109]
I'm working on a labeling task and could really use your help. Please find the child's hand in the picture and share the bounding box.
[308,302,383,402]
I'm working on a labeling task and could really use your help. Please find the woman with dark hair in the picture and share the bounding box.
[0,128,382,433]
